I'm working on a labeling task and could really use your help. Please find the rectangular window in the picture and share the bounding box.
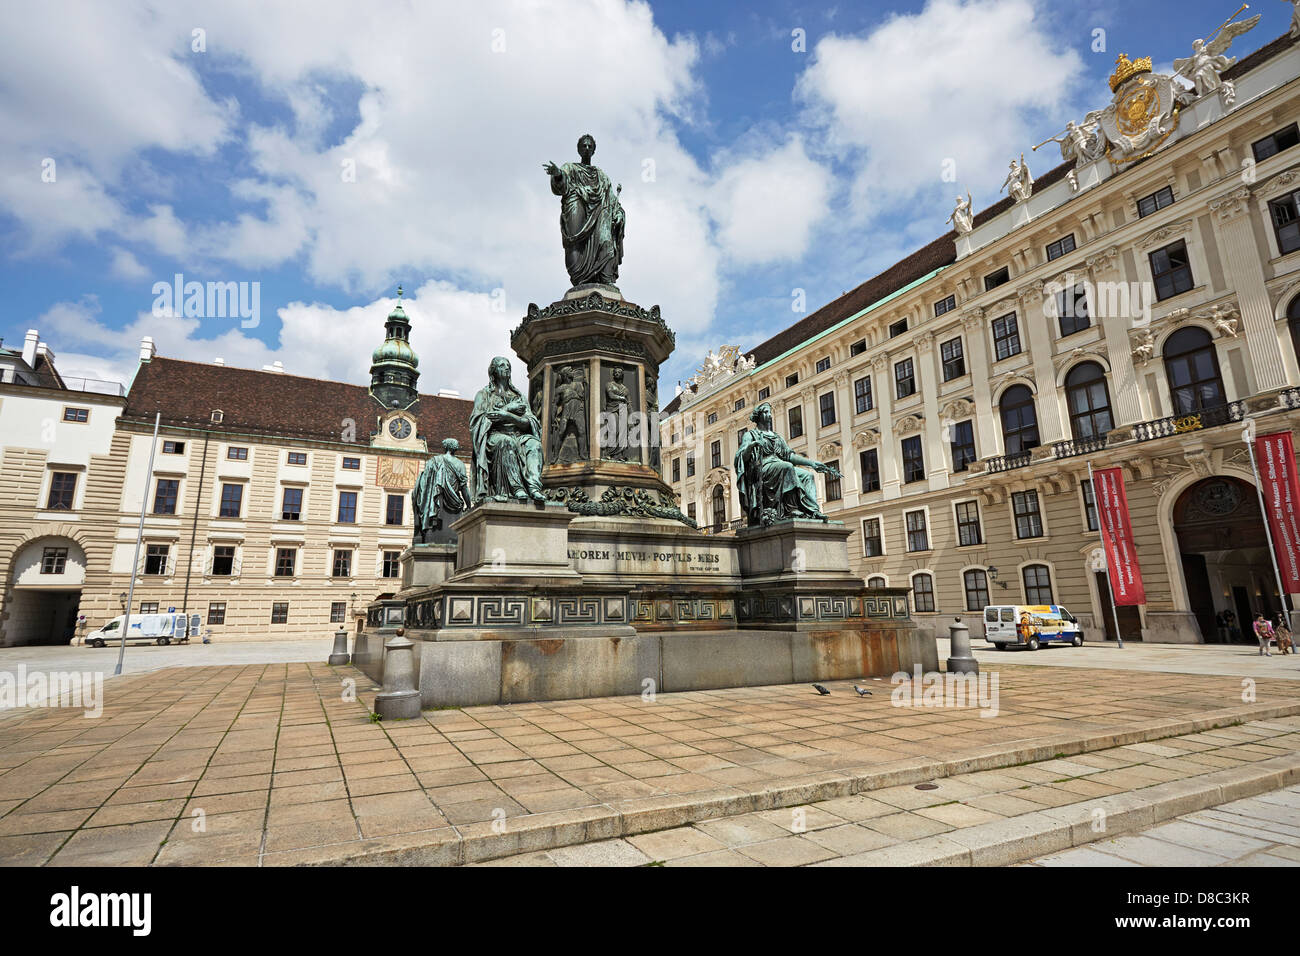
[955,501,982,547]
[819,392,836,427]
[964,569,990,612]
[734,398,746,412]
[281,487,303,521]
[816,357,831,374]
[912,574,935,613]
[788,405,804,439]
[940,338,965,381]
[1023,565,1054,604]
[902,435,925,484]
[140,602,159,615]
[707,412,718,425]
[895,358,916,399]
[212,545,235,576]
[888,318,908,338]
[153,478,179,515]
[854,376,873,414]
[227,446,248,460]
[330,602,347,624]
[382,550,401,578]
[984,267,1010,291]
[46,472,77,510]
[1045,233,1076,261]
[218,483,243,518]
[342,456,361,470]
[386,494,404,526]
[40,547,68,574]
[337,490,357,524]
[332,549,352,578]
[850,339,867,356]
[757,386,771,401]
[862,517,883,557]
[275,547,296,577]
[685,425,694,437]
[1081,479,1099,532]
[950,420,977,473]
[62,407,88,423]
[162,440,185,454]
[671,458,681,482]
[144,544,169,576]
[686,453,696,477]
[785,373,799,388]
[687,503,696,521]
[934,294,956,317]
[271,602,289,624]
[992,313,1021,360]
[1013,490,1044,539]
[1056,285,1091,336]
[1269,190,1300,255]
[710,440,722,469]
[824,460,841,502]
[1137,185,1175,218]
[905,510,929,552]
[860,449,880,493]
[1150,239,1194,301]
[287,452,307,466]
[207,602,226,625]
[1252,123,1300,163]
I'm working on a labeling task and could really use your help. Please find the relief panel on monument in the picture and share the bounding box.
[600,361,641,462]
[548,361,590,464]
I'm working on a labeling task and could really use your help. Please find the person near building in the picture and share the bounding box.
[1275,615,1293,655]
[1253,613,1274,656]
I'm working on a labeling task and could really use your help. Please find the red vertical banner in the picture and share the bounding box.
[1256,431,1300,592]
[1094,466,1146,606]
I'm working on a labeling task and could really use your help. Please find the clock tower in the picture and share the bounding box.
[369,286,420,410]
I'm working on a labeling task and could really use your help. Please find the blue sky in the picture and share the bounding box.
[0,0,1287,398]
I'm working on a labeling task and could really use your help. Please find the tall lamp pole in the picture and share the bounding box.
[116,412,161,677]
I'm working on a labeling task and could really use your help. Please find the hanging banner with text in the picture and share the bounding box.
[1256,431,1300,592]
[1094,466,1146,606]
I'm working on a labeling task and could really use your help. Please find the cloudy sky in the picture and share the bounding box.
[0,0,1285,399]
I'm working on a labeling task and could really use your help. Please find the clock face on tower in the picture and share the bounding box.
[388,417,412,440]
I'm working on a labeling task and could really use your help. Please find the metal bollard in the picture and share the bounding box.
[328,627,350,665]
[947,615,978,675]
[374,629,421,720]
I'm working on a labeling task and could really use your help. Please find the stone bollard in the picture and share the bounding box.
[947,615,978,675]
[328,627,350,665]
[374,629,421,720]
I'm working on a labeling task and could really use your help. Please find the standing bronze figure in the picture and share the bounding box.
[544,134,626,290]
[411,438,473,543]
[469,356,545,502]
[735,402,840,526]
[550,364,589,463]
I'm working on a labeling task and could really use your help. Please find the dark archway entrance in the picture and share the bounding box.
[1173,476,1280,643]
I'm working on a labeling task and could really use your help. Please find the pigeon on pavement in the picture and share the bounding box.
[812,684,830,695]
[853,685,872,696]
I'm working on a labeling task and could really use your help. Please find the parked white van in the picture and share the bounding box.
[80,613,192,648]
[983,605,1084,650]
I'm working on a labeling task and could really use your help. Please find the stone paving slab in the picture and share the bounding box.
[0,660,1297,866]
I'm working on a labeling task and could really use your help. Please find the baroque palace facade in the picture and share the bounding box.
[0,296,472,645]
[660,28,1300,644]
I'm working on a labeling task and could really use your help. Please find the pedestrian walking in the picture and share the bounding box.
[1253,613,1274,656]
[1276,615,1293,655]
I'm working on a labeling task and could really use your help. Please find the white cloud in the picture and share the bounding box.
[709,136,832,265]
[109,248,149,281]
[795,0,1085,219]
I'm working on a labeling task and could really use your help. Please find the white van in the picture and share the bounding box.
[983,604,1084,650]
[81,613,191,648]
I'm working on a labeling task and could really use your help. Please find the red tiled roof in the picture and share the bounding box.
[120,356,472,450]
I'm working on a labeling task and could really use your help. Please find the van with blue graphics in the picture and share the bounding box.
[982,604,1084,651]
[81,612,192,648]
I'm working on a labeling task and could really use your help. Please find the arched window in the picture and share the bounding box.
[963,569,990,611]
[1022,564,1054,604]
[711,485,726,533]
[999,385,1039,454]
[867,575,886,588]
[911,573,935,612]
[1288,296,1300,362]
[1163,327,1225,414]
[1064,362,1113,441]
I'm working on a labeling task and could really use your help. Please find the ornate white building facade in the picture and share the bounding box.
[659,26,1300,644]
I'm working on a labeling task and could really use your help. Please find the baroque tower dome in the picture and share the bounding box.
[369,286,420,409]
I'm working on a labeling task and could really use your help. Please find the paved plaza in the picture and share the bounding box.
[0,654,1297,866]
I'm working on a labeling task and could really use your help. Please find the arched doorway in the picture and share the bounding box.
[1173,476,1278,643]
[4,536,86,646]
